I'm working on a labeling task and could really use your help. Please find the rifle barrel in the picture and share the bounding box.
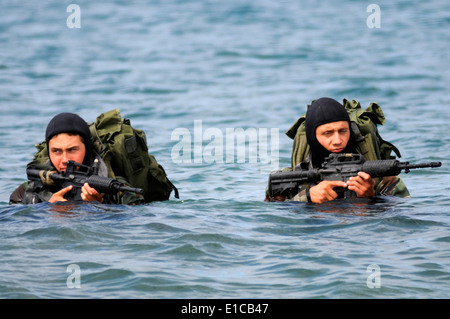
[401,162,442,169]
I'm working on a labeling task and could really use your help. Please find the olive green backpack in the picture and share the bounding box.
[29,109,178,202]
[285,98,402,168]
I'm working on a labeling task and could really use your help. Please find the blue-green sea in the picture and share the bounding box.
[0,0,449,299]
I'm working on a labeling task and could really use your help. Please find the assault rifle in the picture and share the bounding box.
[268,153,441,199]
[26,159,144,201]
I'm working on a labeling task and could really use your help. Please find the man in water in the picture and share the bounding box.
[9,113,130,204]
[266,97,409,203]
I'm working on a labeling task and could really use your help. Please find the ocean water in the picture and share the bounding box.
[0,0,449,299]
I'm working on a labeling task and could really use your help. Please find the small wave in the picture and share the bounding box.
[160,243,207,257]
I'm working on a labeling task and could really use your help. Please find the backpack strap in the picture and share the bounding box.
[343,99,401,160]
[286,114,309,168]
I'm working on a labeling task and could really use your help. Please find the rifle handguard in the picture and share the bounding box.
[85,175,144,194]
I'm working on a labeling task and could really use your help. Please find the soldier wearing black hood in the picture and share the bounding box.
[266,97,395,204]
[9,113,112,204]
[303,97,376,203]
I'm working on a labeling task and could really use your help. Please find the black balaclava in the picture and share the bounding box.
[45,112,95,167]
[305,97,356,167]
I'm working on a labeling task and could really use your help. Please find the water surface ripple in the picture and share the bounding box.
[0,0,449,299]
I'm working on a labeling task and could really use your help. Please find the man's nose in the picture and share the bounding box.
[61,151,69,163]
[332,133,343,144]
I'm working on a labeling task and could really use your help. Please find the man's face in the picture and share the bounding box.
[48,133,86,172]
[315,121,350,153]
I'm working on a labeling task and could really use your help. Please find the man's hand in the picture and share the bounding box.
[49,185,73,203]
[49,184,104,203]
[347,172,376,198]
[81,183,104,202]
[309,180,348,204]
[309,172,376,203]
